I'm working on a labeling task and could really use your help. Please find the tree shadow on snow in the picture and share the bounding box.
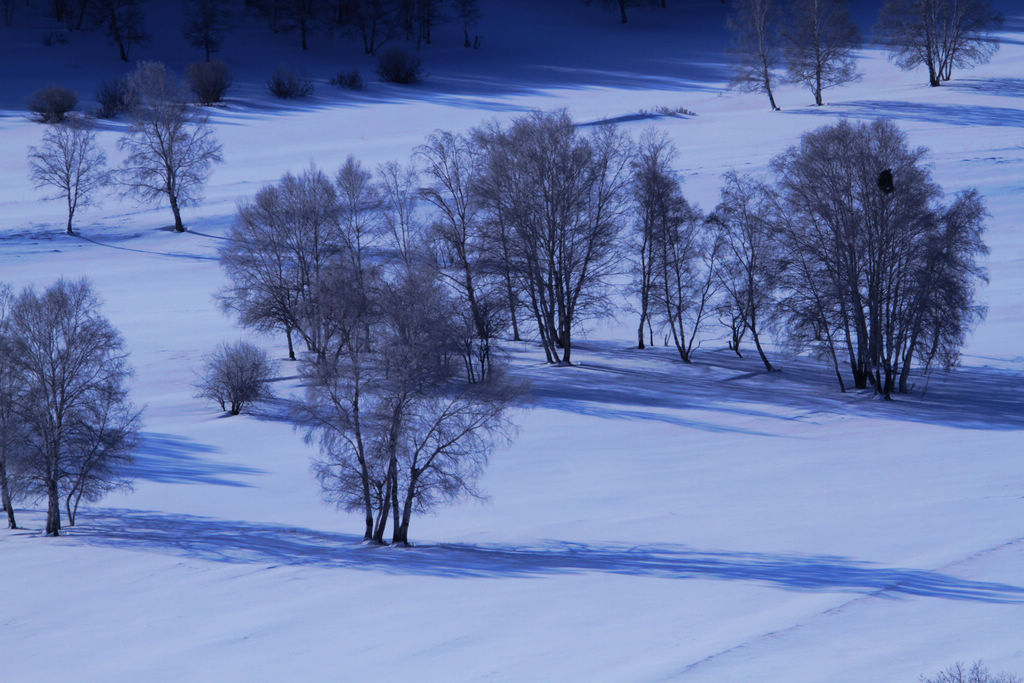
[128,432,265,487]
[70,508,1024,604]
[789,100,1024,128]
[515,342,1024,433]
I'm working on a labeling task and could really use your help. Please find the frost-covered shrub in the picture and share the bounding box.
[95,78,133,119]
[267,67,313,99]
[186,61,233,105]
[376,47,422,84]
[27,86,78,123]
[330,68,364,90]
[195,341,276,416]
[920,660,1023,683]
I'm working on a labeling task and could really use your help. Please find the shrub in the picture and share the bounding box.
[42,31,68,47]
[330,68,364,90]
[95,78,133,119]
[376,47,422,84]
[267,66,313,99]
[921,661,1023,683]
[195,341,276,416]
[27,86,78,123]
[186,61,233,105]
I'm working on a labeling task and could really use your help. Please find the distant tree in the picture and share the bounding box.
[350,0,396,54]
[183,0,235,61]
[118,62,223,232]
[8,279,140,535]
[875,0,1003,86]
[195,341,276,415]
[727,0,783,110]
[91,0,148,62]
[709,171,782,370]
[783,0,860,105]
[450,0,479,47]
[28,122,110,235]
[2,0,14,27]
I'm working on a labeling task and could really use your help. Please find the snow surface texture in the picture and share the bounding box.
[1,1,1023,681]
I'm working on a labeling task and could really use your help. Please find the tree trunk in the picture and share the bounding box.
[169,194,185,232]
[0,459,16,529]
[619,0,628,23]
[45,479,61,536]
[285,326,296,360]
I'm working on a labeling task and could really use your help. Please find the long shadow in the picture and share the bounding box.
[129,432,264,487]
[70,509,1024,604]
[74,233,219,261]
[790,100,1024,128]
[517,342,1024,432]
[950,77,1024,98]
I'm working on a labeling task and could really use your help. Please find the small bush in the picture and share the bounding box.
[921,661,1023,683]
[376,47,422,84]
[186,61,233,105]
[95,78,133,119]
[330,68,364,90]
[195,341,276,416]
[267,66,313,99]
[27,86,78,123]
[42,31,68,47]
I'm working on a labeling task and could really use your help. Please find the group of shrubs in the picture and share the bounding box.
[30,46,424,120]
[269,47,422,100]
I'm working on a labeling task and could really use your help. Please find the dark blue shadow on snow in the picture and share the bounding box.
[514,342,1024,433]
[789,99,1024,128]
[71,509,1024,604]
[129,432,264,487]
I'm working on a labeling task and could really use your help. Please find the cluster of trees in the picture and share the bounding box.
[630,118,987,399]
[218,159,518,545]
[0,279,140,536]
[27,61,223,234]
[14,0,483,61]
[728,0,1003,109]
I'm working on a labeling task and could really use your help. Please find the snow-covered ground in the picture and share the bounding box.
[1,1,1023,680]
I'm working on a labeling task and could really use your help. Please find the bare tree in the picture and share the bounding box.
[773,118,988,397]
[728,0,783,110]
[378,160,423,267]
[646,164,717,363]
[119,62,223,232]
[195,341,277,415]
[27,122,110,236]
[301,260,516,546]
[91,0,148,62]
[783,0,860,106]
[417,130,501,382]
[183,0,235,61]
[219,166,342,360]
[875,0,1002,87]
[450,0,480,47]
[8,279,140,535]
[630,129,675,350]
[709,171,782,370]
[476,111,631,364]
[0,285,24,529]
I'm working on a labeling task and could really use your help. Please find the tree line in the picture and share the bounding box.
[6,0,483,61]
[727,0,1003,109]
